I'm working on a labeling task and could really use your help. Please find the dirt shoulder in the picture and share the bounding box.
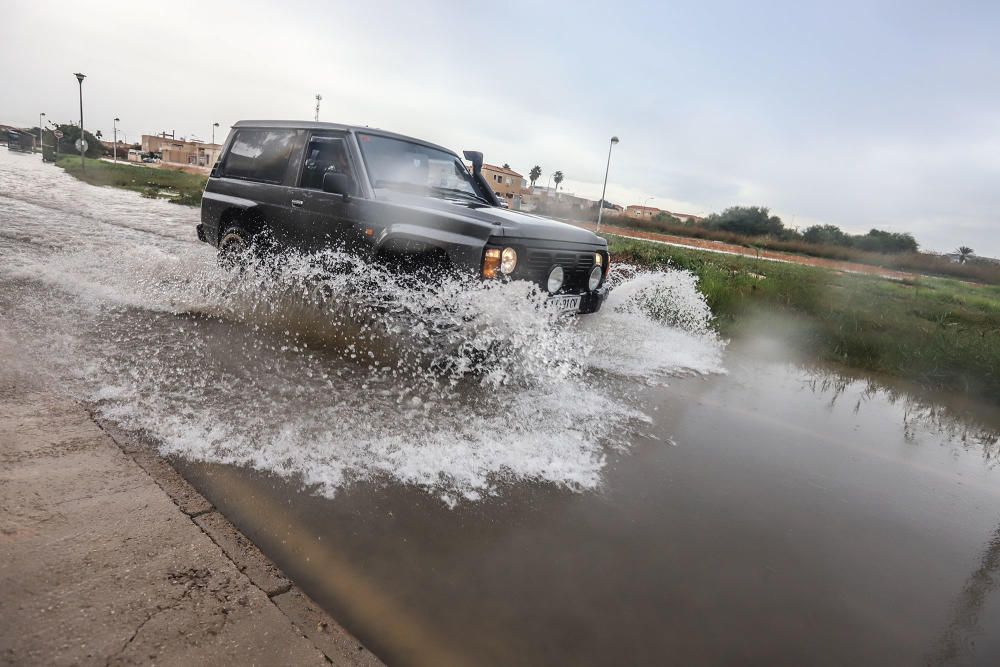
[0,348,381,666]
[577,221,918,281]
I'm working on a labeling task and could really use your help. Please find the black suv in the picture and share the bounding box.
[198,120,610,314]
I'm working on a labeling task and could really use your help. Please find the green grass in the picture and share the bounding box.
[597,215,1000,284]
[609,235,1000,402]
[55,156,207,206]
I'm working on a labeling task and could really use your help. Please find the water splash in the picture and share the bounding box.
[0,154,726,504]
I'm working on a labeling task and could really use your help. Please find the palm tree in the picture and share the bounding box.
[957,246,974,264]
[553,170,564,195]
[529,165,542,188]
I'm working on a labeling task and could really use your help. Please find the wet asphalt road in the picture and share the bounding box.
[2,149,1000,665]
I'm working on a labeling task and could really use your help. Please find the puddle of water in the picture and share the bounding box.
[174,358,1000,666]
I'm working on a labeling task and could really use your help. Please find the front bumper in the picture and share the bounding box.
[578,284,609,315]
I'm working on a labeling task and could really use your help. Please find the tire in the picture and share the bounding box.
[218,226,251,270]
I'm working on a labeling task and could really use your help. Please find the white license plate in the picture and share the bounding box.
[546,294,582,314]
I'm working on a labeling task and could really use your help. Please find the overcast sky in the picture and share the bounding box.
[4,0,999,255]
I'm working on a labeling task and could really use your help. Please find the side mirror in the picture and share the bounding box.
[322,171,353,199]
[463,150,483,175]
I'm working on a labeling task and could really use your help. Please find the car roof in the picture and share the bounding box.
[231,120,460,158]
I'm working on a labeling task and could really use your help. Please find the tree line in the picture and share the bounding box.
[663,205,920,255]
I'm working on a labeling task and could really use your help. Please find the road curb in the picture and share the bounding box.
[87,408,384,667]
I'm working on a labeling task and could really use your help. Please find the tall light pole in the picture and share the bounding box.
[314,94,322,122]
[595,135,619,229]
[113,117,120,163]
[38,112,45,155]
[212,121,219,145]
[73,72,86,170]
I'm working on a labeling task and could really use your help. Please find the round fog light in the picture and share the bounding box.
[588,264,602,290]
[501,247,517,274]
[547,266,564,294]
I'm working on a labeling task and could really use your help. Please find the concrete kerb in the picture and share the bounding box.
[86,407,383,667]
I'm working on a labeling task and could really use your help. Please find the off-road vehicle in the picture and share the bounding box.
[198,120,610,314]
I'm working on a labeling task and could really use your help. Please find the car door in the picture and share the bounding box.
[291,132,363,252]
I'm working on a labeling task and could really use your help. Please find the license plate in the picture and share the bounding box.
[546,294,582,314]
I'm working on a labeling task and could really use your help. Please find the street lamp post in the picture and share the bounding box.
[595,135,620,229]
[73,72,86,170]
[314,94,322,122]
[113,117,120,163]
[212,122,219,145]
[38,112,45,155]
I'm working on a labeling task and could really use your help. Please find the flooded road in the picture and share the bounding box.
[2,149,999,665]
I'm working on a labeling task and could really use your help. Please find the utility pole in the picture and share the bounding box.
[38,112,45,155]
[314,94,322,122]
[596,135,620,230]
[74,72,86,170]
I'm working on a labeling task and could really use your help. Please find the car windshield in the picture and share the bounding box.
[358,133,484,202]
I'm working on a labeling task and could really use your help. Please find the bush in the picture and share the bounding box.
[703,206,784,236]
[802,224,851,246]
[854,229,918,254]
[51,123,102,159]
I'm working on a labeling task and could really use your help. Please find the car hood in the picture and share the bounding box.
[376,191,606,246]
[384,193,607,246]
[480,207,604,245]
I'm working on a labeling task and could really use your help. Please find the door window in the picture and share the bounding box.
[299,135,356,193]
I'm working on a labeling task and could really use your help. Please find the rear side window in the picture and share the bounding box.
[221,129,298,184]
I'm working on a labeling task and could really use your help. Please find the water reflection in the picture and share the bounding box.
[802,368,1000,463]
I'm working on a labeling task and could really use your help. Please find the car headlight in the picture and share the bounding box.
[588,264,602,291]
[501,247,517,274]
[547,266,564,294]
[482,248,501,279]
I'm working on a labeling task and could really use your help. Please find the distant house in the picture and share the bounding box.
[625,204,703,223]
[141,134,223,169]
[626,204,661,218]
[670,211,704,224]
[521,186,598,213]
[480,163,526,207]
[559,192,598,211]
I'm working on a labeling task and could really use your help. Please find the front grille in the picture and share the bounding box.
[522,248,595,291]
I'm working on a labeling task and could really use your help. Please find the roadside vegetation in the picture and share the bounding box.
[608,235,1000,404]
[597,208,1000,285]
[56,156,207,206]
